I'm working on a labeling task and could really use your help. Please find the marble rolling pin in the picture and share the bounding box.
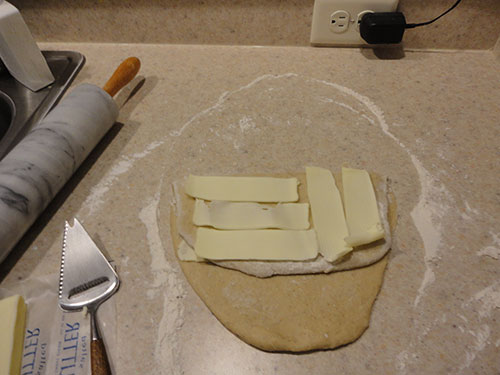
[0,57,141,262]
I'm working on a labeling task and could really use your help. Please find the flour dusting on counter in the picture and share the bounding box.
[334,101,360,114]
[169,73,297,137]
[477,232,500,260]
[139,193,168,297]
[409,155,453,306]
[311,78,453,307]
[459,324,491,373]
[238,116,257,132]
[465,201,480,216]
[360,114,375,125]
[442,282,500,372]
[83,141,163,216]
[396,313,449,374]
[471,282,500,319]
[139,189,186,373]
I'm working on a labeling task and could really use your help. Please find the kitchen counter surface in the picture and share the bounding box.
[1,43,499,374]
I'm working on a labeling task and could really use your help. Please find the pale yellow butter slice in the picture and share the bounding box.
[194,227,318,260]
[0,295,26,375]
[306,167,352,262]
[185,175,299,202]
[342,167,385,247]
[193,200,310,230]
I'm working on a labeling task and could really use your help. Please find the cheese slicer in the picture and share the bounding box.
[59,218,119,375]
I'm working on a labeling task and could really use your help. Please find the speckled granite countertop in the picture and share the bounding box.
[1,43,499,374]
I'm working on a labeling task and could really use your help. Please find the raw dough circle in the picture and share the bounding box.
[159,173,396,352]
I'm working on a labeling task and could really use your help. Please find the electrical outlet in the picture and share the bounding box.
[310,0,399,46]
[330,10,350,33]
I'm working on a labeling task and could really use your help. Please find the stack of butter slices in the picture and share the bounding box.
[173,166,391,277]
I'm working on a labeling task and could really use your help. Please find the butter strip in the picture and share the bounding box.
[0,295,26,375]
[194,227,318,260]
[185,175,299,202]
[193,200,310,230]
[177,239,205,262]
[306,167,352,262]
[342,167,385,246]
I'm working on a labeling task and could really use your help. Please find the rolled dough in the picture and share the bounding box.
[173,173,394,278]
[159,171,396,352]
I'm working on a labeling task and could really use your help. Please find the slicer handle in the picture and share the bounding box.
[102,57,141,97]
[91,338,112,375]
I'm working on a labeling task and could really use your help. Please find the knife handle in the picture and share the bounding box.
[102,57,141,97]
[91,338,112,375]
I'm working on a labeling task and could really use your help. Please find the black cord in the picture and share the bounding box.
[405,0,463,29]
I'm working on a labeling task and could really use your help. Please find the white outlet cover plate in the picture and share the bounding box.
[310,0,399,46]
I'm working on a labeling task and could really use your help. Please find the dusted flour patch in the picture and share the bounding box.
[139,190,186,372]
[477,232,500,260]
[83,141,163,216]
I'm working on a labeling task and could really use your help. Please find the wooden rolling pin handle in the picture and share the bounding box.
[91,338,112,375]
[102,57,141,97]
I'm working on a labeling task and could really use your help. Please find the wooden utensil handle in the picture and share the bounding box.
[102,57,141,97]
[91,338,112,375]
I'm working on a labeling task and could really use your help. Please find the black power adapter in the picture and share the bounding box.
[360,12,407,44]
[358,0,462,45]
